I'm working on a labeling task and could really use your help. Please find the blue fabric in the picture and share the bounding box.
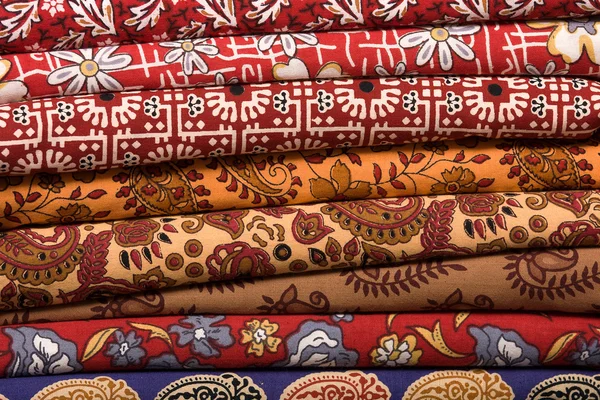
[0,369,598,399]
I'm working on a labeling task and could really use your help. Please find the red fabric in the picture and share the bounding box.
[1,20,600,105]
[0,76,597,175]
[0,0,597,53]
[0,312,598,377]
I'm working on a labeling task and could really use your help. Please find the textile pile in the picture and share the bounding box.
[0,0,600,398]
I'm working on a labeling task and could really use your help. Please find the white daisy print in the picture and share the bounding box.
[160,39,219,76]
[399,24,481,71]
[47,47,132,95]
[257,32,318,58]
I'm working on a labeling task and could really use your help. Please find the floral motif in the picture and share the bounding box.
[50,204,93,224]
[568,337,600,366]
[0,61,28,104]
[310,160,372,200]
[398,25,481,71]
[240,319,282,357]
[143,96,161,118]
[105,330,146,367]
[38,174,65,194]
[160,39,219,76]
[457,193,504,216]
[187,94,205,117]
[41,0,64,16]
[469,325,540,367]
[112,219,161,247]
[206,242,276,281]
[531,95,547,118]
[56,101,74,122]
[47,47,132,95]
[370,334,422,367]
[273,91,290,113]
[445,91,462,114]
[528,19,600,65]
[12,105,30,125]
[257,31,318,57]
[431,167,478,194]
[169,315,234,357]
[316,90,334,112]
[4,327,82,377]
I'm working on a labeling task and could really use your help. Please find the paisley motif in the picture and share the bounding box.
[527,374,600,400]
[0,226,83,285]
[214,155,299,205]
[292,210,334,244]
[526,191,594,217]
[130,163,198,214]
[513,140,580,189]
[321,198,428,245]
[203,210,248,239]
[402,369,514,400]
[154,373,265,400]
[32,376,140,400]
[281,371,391,400]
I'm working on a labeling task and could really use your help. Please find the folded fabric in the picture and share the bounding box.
[2,0,597,53]
[3,246,597,324]
[1,312,600,377]
[1,76,598,176]
[0,190,599,312]
[2,19,600,104]
[0,369,598,399]
[1,136,599,230]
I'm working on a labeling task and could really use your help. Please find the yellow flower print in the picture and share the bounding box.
[430,166,478,195]
[370,334,422,367]
[528,19,600,65]
[240,319,282,357]
[0,60,28,103]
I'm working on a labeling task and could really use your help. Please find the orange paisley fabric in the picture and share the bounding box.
[0,135,598,230]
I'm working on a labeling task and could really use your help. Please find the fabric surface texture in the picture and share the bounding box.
[1,0,598,52]
[0,312,599,377]
[0,369,599,399]
[0,136,599,230]
[2,19,600,104]
[1,76,597,175]
[0,190,598,312]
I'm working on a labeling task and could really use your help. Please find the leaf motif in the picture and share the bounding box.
[323,0,364,25]
[125,0,165,31]
[246,0,289,24]
[68,0,116,36]
[129,322,173,348]
[543,332,580,363]
[196,0,237,28]
[387,313,398,330]
[372,0,412,22]
[82,328,118,362]
[454,312,470,329]
[451,0,490,20]
[413,321,468,358]
[0,1,40,42]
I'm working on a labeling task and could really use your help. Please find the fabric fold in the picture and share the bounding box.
[1,136,599,230]
[2,19,600,104]
[2,0,597,53]
[0,312,599,377]
[0,369,598,399]
[1,76,598,176]
[2,247,597,325]
[0,190,599,312]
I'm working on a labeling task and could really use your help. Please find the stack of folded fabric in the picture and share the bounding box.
[1,0,600,398]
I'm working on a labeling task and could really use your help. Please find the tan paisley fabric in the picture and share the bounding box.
[0,135,598,230]
[3,246,600,324]
[32,377,140,400]
[0,190,599,316]
[402,370,514,400]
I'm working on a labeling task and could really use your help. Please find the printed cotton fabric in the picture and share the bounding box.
[1,312,600,377]
[2,247,596,325]
[0,190,599,312]
[2,19,600,104]
[1,76,598,175]
[2,0,598,53]
[0,369,598,399]
[1,136,599,230]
